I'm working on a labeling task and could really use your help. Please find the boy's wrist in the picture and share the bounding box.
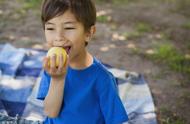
[51,76,65,84]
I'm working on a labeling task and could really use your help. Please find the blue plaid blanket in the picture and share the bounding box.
[0,43,157,124]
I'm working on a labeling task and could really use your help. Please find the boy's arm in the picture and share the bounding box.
[42,54,67,118]
[43,77,65,118]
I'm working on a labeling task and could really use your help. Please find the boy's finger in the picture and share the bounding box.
[50,54,56,73]
[43,57,48,69]
[43,57,50,72]
[57,54,64,73]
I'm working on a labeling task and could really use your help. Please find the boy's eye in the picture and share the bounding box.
[64,27,75,30]
[46,28,54,30]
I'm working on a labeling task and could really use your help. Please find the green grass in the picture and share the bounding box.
[181,22,190,30]
[124,31,143,39]
[175,0,190,15]
[180,91,190,104]
[17,0,42,10]
[124,22,152,39]
[187,42,190,49]
[159,32,171,40]
[0,0,5,4]
[136,22,152,33]
[147,43,190,79]
[110,23,118,30]
[97,15,110,23]
[178,91,190,106]
[14,0,42,17]
[160,107,187,124]
[165,0,190,16]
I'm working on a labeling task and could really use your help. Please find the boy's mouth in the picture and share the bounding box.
[63,46,71,54]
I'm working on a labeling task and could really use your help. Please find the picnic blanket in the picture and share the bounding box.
[0,43,157,124]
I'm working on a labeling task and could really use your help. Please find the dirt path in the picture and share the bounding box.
[0,0,190,124]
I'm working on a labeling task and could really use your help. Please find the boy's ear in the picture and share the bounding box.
[85,25,96,42]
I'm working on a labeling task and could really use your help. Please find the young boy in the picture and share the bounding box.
[37,0,128,124]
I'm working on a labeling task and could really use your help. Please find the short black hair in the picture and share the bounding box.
[41,0,96,32]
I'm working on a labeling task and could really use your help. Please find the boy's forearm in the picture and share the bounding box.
[44,77,65,118]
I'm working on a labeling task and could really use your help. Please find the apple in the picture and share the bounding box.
[47,47,67,67]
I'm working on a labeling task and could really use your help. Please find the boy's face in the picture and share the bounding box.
[44,10,90,61]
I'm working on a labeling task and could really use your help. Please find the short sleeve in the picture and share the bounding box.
[96,72,128,124]
[36,71,51,100]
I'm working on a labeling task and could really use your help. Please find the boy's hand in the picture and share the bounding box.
[43,54,68,79]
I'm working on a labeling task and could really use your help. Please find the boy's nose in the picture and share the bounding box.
[54,34,67,47]
[55,33,64,42]
[55,29,65,41]
[55,37,64,42]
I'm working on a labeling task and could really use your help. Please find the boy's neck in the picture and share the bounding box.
[69,49,93,70]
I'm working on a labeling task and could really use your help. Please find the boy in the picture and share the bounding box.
[37,0,128,124]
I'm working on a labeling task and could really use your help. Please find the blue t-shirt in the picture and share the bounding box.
[37,57,128,124]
